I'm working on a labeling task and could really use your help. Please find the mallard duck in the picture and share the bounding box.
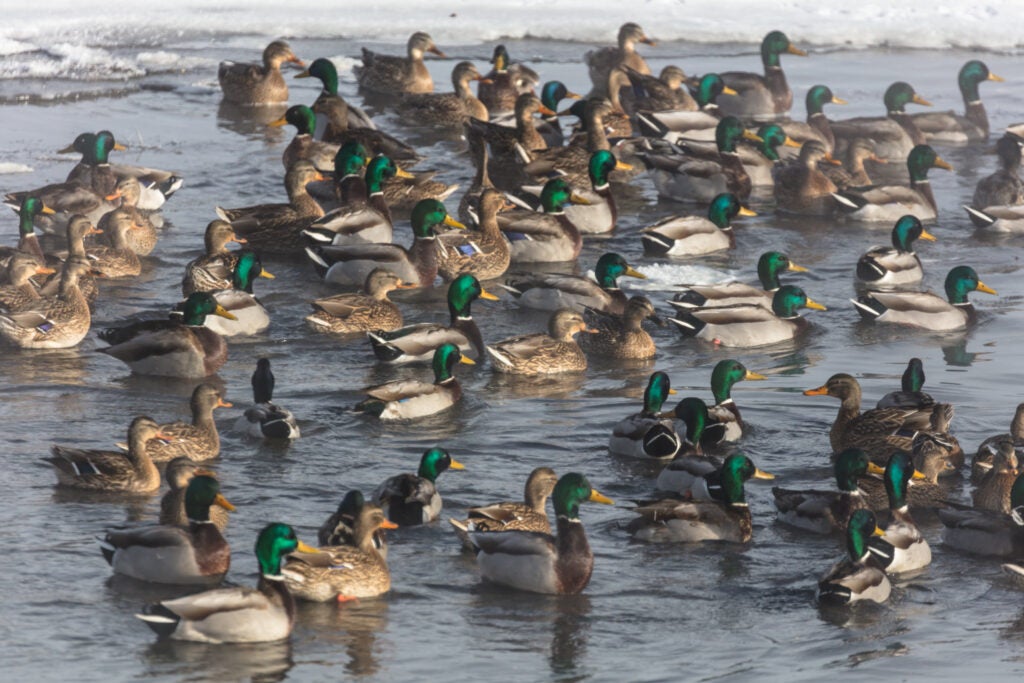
[972,403,1024,483]
[641,192,755,257]
[700,359,766,444]
[833,144,952,222]
[0,196,51,267]
[282,503,397,602]
[98,292,237,377]
[147,384,231,463]
[972,441,1019,513]
[669,251,807,311]
[449,466,558,551]
[0,252,53,310]
[501,252,645,316]
[831,82,932,161]
[306,199,464,287]
[136,522,316,643]
[517,99,617,186]
[306,268,408,334]
[608,371,681,459]
[772,448,884,534]
[670,285,826,348]
[772,140,841,216]
[395,61,489,126]
[457,123,496,226]
[353,343,474,420]
[368,273,497,363]
[533,80,583,148]
[971,133,1023,209]
[437,188,511,282]
[356,32,445,95]
[586,23,655,97]
[718,31,806,120]
[201,251,275,337]
[0,255,92,349]
[218,40,303,105]
[98,178,158,256]
[824,138,886,190]
[372,447,465,525]
[653,397,721,493]
[60,131,123,197]
[270,104,339,171]
[852,265,996,331]
[87,210,141,278]
[159,457,230,531]
[939,472,1024,557]
[876,357,935,409]
[4,166,120,237]
[579,295,662,360]
[318,490,388,557]
[963,204,1024,234]
[486,308,592,376]
[469,91,554,177]
[303,153,405,247]
[780,85,847,153]
[499,178,589,263]
[622,65,696,113]
[181,220,246,296]
[629,453,767,543]
[862,451,932,573]
[855,215,936,288]
[817,509,890,605]
[380,166,459,217]
[910,60,1003,143]
[99,474,234,585]
[743,124,801,186]
[477,44,540,116]
[234,358,300,440]
[47,415,167,493]
[636,73,737,144]
[471,472,612,594]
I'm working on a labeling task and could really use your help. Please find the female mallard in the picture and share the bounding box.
[235,358,300,440]
[876,357,935,409]
[98,292,237,377]
[772,448,884,534]
[395,61,489,126]
[864,451,932,574]
[219,40,304,105]
[270,104,338,171]
[608,371,681,459]
[970,133,1023,209]
[852,265,996,331]
[911,60,1003,143]
[641,192,755,257]
[202,251,275,337]
[670,285,826,348]
[781,85,847,153]
[833,144,953,222]
[972,403,1024,483]
[718,30,807,120]
[159,457,230,531]
[457,123,496,226]
[825,138,886,190]
[0,255,92,349]
[486,308,592,376]
[972,441,1019,514]
[586,23,656,97]
[471,472,613,594]
[354,343,474,420]
[148,384,231,463]
[99,474,234,585]
[623,65,696,113]
[499,178,589,263]
[437,188,511,282]
[318,490,388,557]
[304,153,406,247]
[283,503,397,602]
[450,466,558,551]
[669,251,807,311]
[832,82,932,161]
[817,509,890,605]
[181,220,247,296]
[372,447,465,525]
[772,140,840,216]
[356,32,445,96]
[579,295,662,360]
[136,523,316,643]
[368,273,498,363]
[518,99,617,187]
[502,252,646,316]
[98,178,157,256]
[305,268,408,334]
[0,252,53,310]
[939,472,1024,557]
[855,215,936,288]
[87,210,141,278]
[306,198,465,287]
[477,44,540,116]
[47,415,168,493]
[519,150,631,235]
[4,171,120,237]
[636,73,737,143]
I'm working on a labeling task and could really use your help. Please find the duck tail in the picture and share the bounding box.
[850,295,885,320]
[855,256,886,282]
[963,205,996,229]
[667,289,707,309]
[667,314,703,337]
[135,603,181,637]
[640,232,674,256]
[831,191,866,212]
[367,331,404,362]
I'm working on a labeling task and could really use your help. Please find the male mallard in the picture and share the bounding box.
[47,416,168,493]
[852,265,996,331]
[641,192,755,257]
[4,167,119,237]
[855,215,936,288]
[772,140,840,216]
[911,60,1003,143]
[586,23,655,97]
[477,44,540,116]
[701,359,766,444]
[181,220,246,296]
[772,448,884,534]
[817,509,890,605]
[653,397,720,493]
[832,82,932,161]
[972,441,1019,514]
[318,490,388,557]
[148,384,231,463]
[271,104,339,171]
[87,210,141,278]
[486,308,592,376]
[531,81,583,148]
[744,124,801,186]
[354,343,474,420]
[437,188,512,282]
[136,523,316,643]
[498,178,589,263]
[0,252,53,310]
[718,30,807,120]
[636,73,737,144]
[972,403,1024,483]
[395,61,489,126]
[159,457,230,531]
[303,153,405,247]
[201,251,275,337]
[471,472,612,594]
[939,472,1024,557]
[449,466,558,551]
[234,358,300,440]
[219,40,304,105]
[99,474,234,585]
[282,503,397,602]
[608,371,680,459]
[306,268,408,334]
[502,252,645,316]
[60,131,121,197]
[98,292,237,377]
[372,447,465,525]
[0,196,51,266]
[670,285,826,348]
[833,145,952,222]
[0,255,92,349]
[780,85,847,153]
[876,357,935,409]
[862,451,932,574]
[579,295,662,360]
[669,251,807,311]
[368,273,498,363]
[356,32,445,95]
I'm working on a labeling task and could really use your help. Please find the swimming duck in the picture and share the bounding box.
[147,384,231,463]
[98,178,158,256]
[354,343,474,420]
[201,251,275,337]
[181,220,247,296]
[608,371,681,459]
[669,251,807,311]
[0,255,92,349]
[579,295,662,360]
[35,216,102,305]
[743,124,801,186]
[876,357,935,410]
[318,490,388,557]
[833,144,952,222]
[86,210,141,278]
[305,268,408,334]
[499,178,589,263]
[234,358,300,440]
[4,166,120,237]
[653,397,721,493]
[670,285,826,348]
[623,65,696,113]
[477,44,540,116]
[939,472,1024,558]
[306,198,465,287]
[817,509,890,605]
[449,466,558,551]
[501,252,646,316]
[532,80,583,148]
[863,451,932,573]
[457,123,496,226]
[304,153,405,247]
[832,82,932,161]
[852,265,996,331]
[282,503,397,602]
[159,457,230,531]
[437,188,512,282]
[471,472,612,594]
[467,91,557,177]
[855,215,936,288]
[772,140,840,216]
[824,138,886,190]
[772,448,884,534]
[517,99,617,187]
[636,73,737,144]
[0,196,51,266]
[271,104,339,170]
[356,32,445,95]
[586,23,655,97]
[486,308,593,376]
[641,192,755,257]
[60,131,122,197]
[395,61,489,126]
[99,474,234,585]
[970,133,1024,209]
[47,415,168,493]
[136,522,316,643]
[0,252,53,310]
[380,166,459,217]
[972,403,1024,483]
[98,292,237,378]
[910,60,1003,143]
[219,40,304,105]
[972,441,1019,514]
[780,85,847,153]
[718,30,807,120]
[372,447,465,525]
[701,359,767,444]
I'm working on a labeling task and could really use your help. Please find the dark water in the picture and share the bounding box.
[3,35,1024,681]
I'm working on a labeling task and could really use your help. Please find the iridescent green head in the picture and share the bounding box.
[447,273,494,318]
[715,116,751,154]
[901,358,925,393]
[833,448,873,492]
[907,144,951,182]
[890,215,934,252]
[757,251,806,290]
[552,472,613,519]
[594,252,644,289]
[943,265,996,304]
[761,30,804,68]
[672,397,709,444]
[695,73,729,108]
[411,199,460,238]
[539,178,574,214]
[884,82,928,113]
[845,509,881,562]
[431,342,472,383]
[771,284,825,318]
[365,155,398,194]
[541,80,576,113]
[304,57,339,95]
[710,359,763,405]
[883,451,916,510]
[254,522,302,577]
[184,474,232,523]
[642,371,674,415]
[18,196,50,236]
[417,446,464,482]
[282,105,316,136]
[805,85,844,116]
[94,130,120,164]
[588,150,619,189]
[958,60,1000,103]
[232,250,272,293]
[706,192,748,229]
[491,44,509,71]
[718,453,764,506]
[755,124,788,161]
[334,141,369,178]
[181,292,232,326]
